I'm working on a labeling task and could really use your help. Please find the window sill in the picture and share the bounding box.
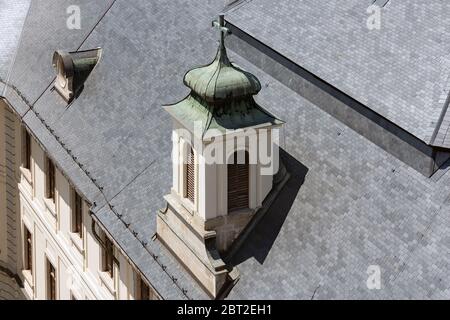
[43,197,56,217]
[69,232,84,254]
[70,289,83,300]
[98,271,115,296]
[180,196,196,216]
[22,269,33,289]
[229,208,255,216]
[19,167,32,186]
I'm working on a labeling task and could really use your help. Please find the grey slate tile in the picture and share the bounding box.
[226,0,450,146]
[0,0,30,98]
[4,0,450,300]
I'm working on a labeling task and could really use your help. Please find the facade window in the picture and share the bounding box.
[102,236,114,278]
[227,151,249,212]
[185,146,195,203]
[46,259,57,300]
[45,157,56,202]
[72,190,83,237]
[22,128,31,170]
[24,227,33,275]
[136,274,159,300]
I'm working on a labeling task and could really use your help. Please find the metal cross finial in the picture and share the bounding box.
[212,14,230,49]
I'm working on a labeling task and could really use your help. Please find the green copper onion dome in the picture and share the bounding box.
[164,15,283,138]
[183,43,261,102]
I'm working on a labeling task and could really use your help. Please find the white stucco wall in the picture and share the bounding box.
[171,120,277,222]
[0,102,142,300]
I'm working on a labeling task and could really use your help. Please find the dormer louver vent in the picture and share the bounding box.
[52,48,102,102]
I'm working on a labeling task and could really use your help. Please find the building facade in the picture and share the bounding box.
[3,0,450,300]
[0,15,282,299]
[0,99,158,300]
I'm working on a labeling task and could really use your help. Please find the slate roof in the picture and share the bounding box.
[1,0,228,300]
[227,54,450,299]
[225,0,450,148]
[2,0,450,300]
[0,0,30,95]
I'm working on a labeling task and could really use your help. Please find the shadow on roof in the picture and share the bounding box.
[229,149,308,265]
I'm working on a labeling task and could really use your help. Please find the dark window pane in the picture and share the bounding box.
[24,130,31,170]
[46,158,56,201]
[103,237,114,278]
[73,191,83,237]
[24,228,32,275]
[47,260,56,300]
[140,278,150,300]
[137,275,159,300]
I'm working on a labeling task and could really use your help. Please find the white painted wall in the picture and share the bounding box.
[171,120,277,222]
[0,102,148,300]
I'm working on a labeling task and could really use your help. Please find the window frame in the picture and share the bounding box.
[140,277,150,300]
[135,273,159,300]
[45,156,56,202]
[71,189,83,238]
[102,235,114,278]
[23,227,33,275]
[22,128,32,170]
[46,258,57,300]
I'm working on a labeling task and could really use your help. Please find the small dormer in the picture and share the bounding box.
[157,15,285,298]
[52,48,102,102]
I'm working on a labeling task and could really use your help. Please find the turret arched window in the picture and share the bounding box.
[228,151,249,212]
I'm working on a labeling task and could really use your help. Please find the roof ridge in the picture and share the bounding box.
[222,0,254,14]
[429,63,450,146]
